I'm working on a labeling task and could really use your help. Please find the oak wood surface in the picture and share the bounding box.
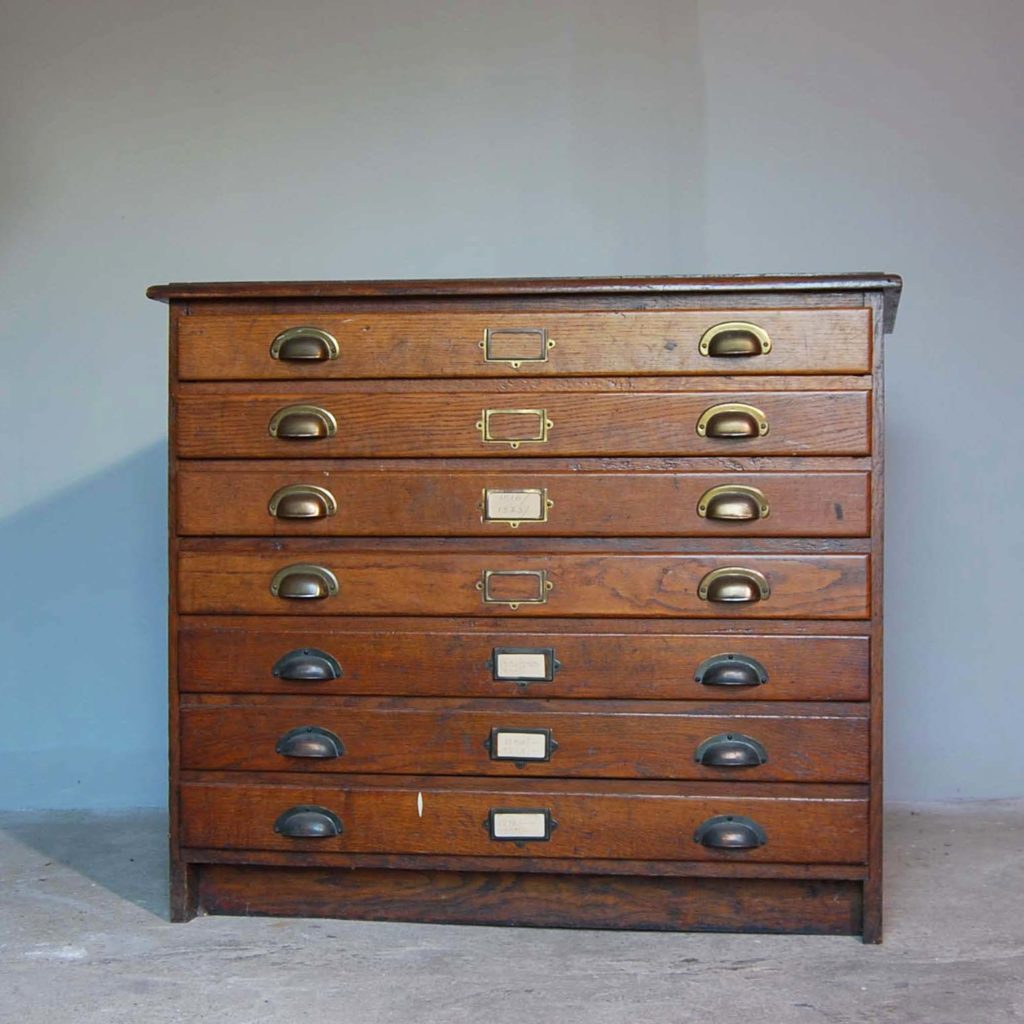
[177,465,870,538]
[158,273,899,935]
[148,272,902,331]
[178,617,870,701]
[179,697,868,782]
[864,293,887,942]
[176,389,871,459]
[180,776,868,863]
[195,866,864,934]
[181,848,869,880]
[177,550,869,619]
[179,374,871,394]
[176,308,871,379]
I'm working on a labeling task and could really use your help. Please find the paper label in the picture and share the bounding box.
[494,651,549,680]
[493,731,549,760]
[485,489,545,522]
[491,811,548,840]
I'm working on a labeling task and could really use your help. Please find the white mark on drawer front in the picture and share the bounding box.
[494,731,548,760]
[494,652,548,680]
[491,812,548,840]
[417,792,423,818]
[485,490,544,521]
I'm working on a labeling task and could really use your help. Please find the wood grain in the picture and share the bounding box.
[177,464,870,538]
[176,389,871,459]
[177,550,870,619]
[148,271,902,333]
[157,272,901,936]
[178,617,870,701]
[179,776,869,863]
[176,308,871,379]
[195,866,864,934]
[179,697,868,782]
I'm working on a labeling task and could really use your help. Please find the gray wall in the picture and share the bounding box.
[698,0,1024,800]
[0,0,1020,807]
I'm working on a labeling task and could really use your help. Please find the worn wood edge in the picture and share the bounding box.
[150,278,899,332]
[147,271,900,311]
[167,305,196,922]
[179,771,868,799]
[180,849,868,880]
[175,536,872,554]
[864,293,886,943]
[177,613,872,636]
[176,375,873,394]
[192,865,864,935]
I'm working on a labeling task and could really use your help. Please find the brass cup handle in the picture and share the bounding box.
[696,403,769,439]
[698,567,770,604]
[270,326,340,362]
[697,485,770,521]
[694,815,767,850]
[270,564,339,600]
[275,726,344,759]
[272,648,343,681]
[268,484,338,520]
[698,321,771,357]
[694,733,768,768]
[694,653,768,688]
[273,805,343,838]
[268,405,337,441]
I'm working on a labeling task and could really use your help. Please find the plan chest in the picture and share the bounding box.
[150,273,901,941]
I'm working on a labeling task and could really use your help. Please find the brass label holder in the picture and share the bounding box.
[479,327,555,369]
[476,569,553,610]
[479,487,554,528]
[476,408,553,449]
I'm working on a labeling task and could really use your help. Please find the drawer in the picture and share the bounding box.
[179,618,870,700]
[179,776,869,864]
[177,550,870,619]
[175,389,871,458]
[179,697,869,782]
[176,308,871,380]
[178,463,870,538]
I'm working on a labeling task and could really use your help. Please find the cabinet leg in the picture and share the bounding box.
[170,861,199,922]
[861,878,882,943]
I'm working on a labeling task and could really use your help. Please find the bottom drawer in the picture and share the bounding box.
[194,865,865,935]
[180,776,867,864]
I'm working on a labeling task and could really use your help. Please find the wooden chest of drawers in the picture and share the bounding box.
[149,273,901,941]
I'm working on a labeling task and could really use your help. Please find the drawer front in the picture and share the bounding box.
[177,308,871,380]
[179,778,869,863]
[178,551,869,619]
[179,698,869,782]
[178,465,870,538]
[176,390,870,458]
[179,619,870,700]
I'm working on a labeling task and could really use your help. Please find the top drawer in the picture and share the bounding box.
[176,308,871,380]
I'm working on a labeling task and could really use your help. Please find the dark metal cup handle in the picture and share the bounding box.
[273,805,343,838]
[275,726,344,759]
[694,815,767,850]
[694,733,768,768]
[272,648,342,682]
[694,653,769,688]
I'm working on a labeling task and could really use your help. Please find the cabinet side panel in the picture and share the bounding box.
[863,292,885,943]
[168,301,197,921]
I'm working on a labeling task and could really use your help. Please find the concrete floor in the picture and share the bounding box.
[1,804,1022,1024]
